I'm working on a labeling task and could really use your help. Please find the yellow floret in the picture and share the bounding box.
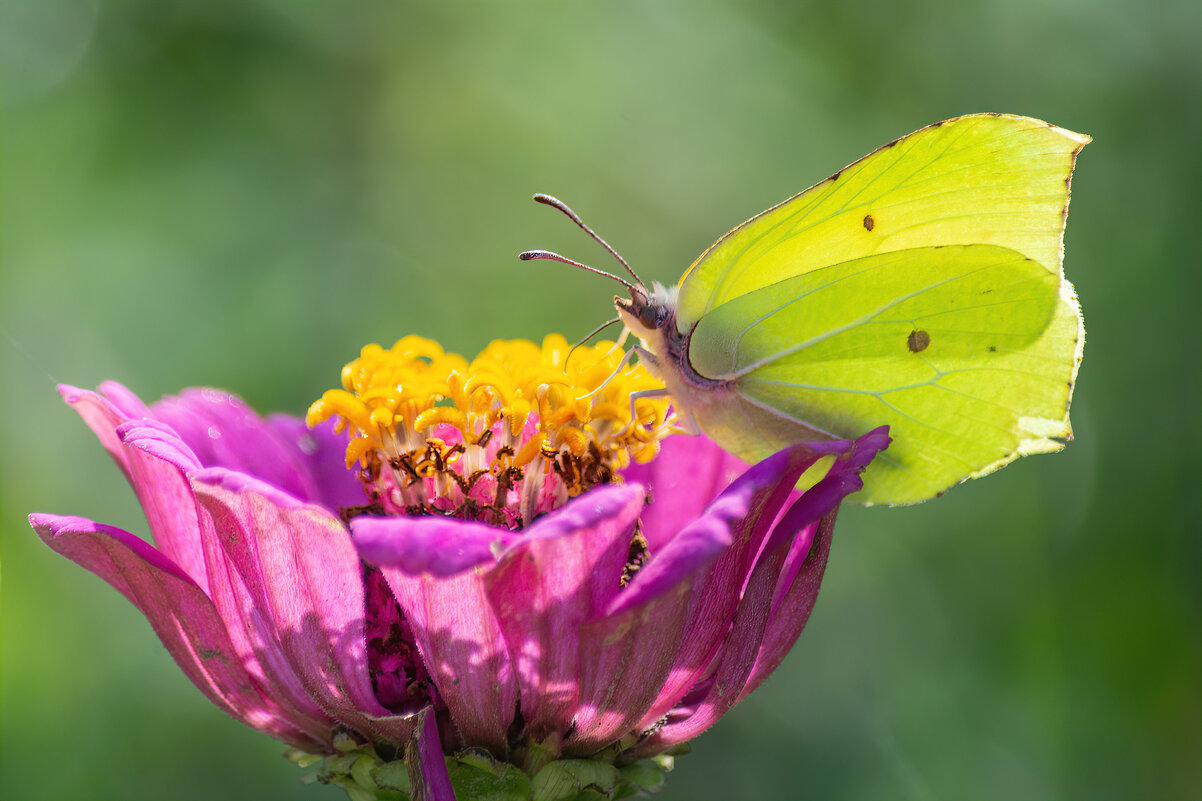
[306,333,676,478]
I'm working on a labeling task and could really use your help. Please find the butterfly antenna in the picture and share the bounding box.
[518,250,638,294]
[565,316,622,368]
[532,193,645,288]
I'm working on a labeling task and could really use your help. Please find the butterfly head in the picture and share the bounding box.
[615,281,678,338]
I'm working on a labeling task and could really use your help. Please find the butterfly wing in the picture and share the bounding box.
[674,113,1087,505]
[675,113,1088,329]
[686,244,1077,504]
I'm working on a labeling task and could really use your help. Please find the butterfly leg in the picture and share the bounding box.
[579,346,641,400]
[628,387,699,437]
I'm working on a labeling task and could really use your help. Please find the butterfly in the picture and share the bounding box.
[523,113,1088,505]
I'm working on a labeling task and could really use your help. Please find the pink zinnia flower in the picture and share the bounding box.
[30,335,888,800]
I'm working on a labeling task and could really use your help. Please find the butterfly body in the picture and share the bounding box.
[614,113,1089,506]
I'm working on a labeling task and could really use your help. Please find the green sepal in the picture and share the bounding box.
[288,742,678,800]
[530,759,621,801]
[445,753,532,801]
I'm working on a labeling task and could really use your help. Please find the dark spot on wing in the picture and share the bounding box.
[862,214,875,231]
[884,138,899,149]
[907,330,931,353]
[987,345,997,352]
[980,288,993,295]
[931,120,945,127]
[829,169,842,182]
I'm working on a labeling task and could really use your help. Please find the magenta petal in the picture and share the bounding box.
[564,580,691,754]
[150,389,318,503]
[630,428,889,753]
[631,518,833,756]
[61,385,210,590]
[607,488,753,617]
[190,468,415,744]
[758,426,891,557]
[629,533,785,756]
[181,475,345,746]
[96,379,153,418]
[354,516,520,751]
[58,384,135,479]
[118,420,204,472]
[354,515,519,578]
[267,415,364,513]
[407,707,456,801]
[628,445,810,724]
[483,485,647,746]
[620,434,747,551]
[737,515,835,702]
[366,550,517,751]
[28,513,323,752]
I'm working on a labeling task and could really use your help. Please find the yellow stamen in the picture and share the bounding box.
[307,334,677,528]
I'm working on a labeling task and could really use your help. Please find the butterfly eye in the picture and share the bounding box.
[639,304,659,330]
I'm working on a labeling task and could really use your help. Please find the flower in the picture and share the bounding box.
[30,334,889,800]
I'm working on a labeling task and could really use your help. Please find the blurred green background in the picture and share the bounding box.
[2,2,1198,799]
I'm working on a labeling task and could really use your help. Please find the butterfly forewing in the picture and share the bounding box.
[675,114,1089,332]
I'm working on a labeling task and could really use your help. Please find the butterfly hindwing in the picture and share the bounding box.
[686,244,1075,504]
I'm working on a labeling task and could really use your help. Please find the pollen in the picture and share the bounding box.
[307,334,675,529]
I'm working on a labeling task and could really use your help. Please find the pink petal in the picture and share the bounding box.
[620,434,747,551]
[737,514,835,702]
[114,416,343,744]
[150,388,319,504]
[97,379,153,418]
[354,515,519,578]
[190,468,416,745]
[267,414,365,513]
[563,579,691,754]
[629,518,788,755]
[406,707,456,801]
[118,420,204,472]
[28,513,323,752]
[629,428,890,753]
[61,384,209,591]
[372,557,517,753]
[483,485,647,747]
[631,444,819,730]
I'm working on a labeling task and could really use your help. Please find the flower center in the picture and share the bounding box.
[307,334,675,529]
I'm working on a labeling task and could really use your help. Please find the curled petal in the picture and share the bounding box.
[738,514,835,702]
[118,419,204,472]
[60,384,209,590]
[28,513,323,752]
[629,427,890,755]
[355,515,519,578]
[631,443,820,729]
[191,467,416,744]
[151,389,319,504]
[620,433,746,551]
[484,485,647,746]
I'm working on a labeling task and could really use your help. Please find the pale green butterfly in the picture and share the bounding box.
[523,113,1088,505]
